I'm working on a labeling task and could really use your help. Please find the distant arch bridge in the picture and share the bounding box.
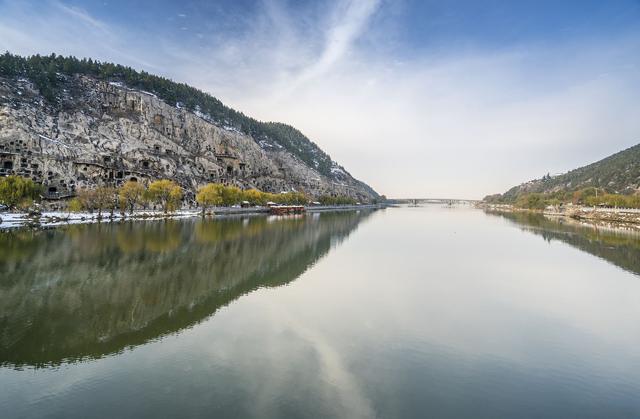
[389,198,480,205]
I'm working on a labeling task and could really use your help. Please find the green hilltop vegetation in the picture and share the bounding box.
[0,52,338,178]
[485,143,640,209]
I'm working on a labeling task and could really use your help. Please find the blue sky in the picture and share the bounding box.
[1,0,639,198]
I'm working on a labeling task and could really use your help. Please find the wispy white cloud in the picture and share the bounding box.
[54,1,110,32]
[286,0,381,92]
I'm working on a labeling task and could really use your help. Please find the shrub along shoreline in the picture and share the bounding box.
[0,175,372,228]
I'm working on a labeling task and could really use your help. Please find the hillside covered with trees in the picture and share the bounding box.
[485,143,640,209]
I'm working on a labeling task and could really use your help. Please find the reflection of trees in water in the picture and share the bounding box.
[0,211,372,368]
[486,210,640,276]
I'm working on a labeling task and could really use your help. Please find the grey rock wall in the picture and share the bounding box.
[0,75,377,204]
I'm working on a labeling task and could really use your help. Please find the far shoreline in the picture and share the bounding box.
[478,203,640,231]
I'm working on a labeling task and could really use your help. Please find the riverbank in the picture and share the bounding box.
[0,204,387,229]
[479,203,640,231]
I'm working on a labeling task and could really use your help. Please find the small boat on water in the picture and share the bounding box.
[269,205,306,215]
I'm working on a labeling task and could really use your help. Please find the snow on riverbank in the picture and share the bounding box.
[0,210,201,229]
[0,205,385,230]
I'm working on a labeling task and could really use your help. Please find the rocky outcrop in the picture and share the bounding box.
[0,75,377,203]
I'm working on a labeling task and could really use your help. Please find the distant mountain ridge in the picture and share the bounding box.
[487,143,640,202]
[0,52,378,201]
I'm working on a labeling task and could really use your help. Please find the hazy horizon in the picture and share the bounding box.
[1,0,639,199]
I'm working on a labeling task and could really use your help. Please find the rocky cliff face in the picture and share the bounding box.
[0,74,377,203]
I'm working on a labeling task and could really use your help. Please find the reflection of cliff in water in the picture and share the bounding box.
[487,210,640,276]
[0,211,373,368]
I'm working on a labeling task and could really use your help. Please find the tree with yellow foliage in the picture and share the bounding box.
[67,197,83,213]
[0,175,42,210]
[196,183,224,215]
[75,186,116,217]
[242,188,267,206]
[147,180,182,213]
[220,185,242,206]
[119,181,146,214]
[95,186,116,217]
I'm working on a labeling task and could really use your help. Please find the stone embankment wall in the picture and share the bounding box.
[562,206,640,226]
[480,203,640,228]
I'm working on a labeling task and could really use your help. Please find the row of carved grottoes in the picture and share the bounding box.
[0,137,30,154]
[0,152,78,196]
[74,161,149,188]
[0,152,150,198]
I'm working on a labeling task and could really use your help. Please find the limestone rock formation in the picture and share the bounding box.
[0,75,377,203]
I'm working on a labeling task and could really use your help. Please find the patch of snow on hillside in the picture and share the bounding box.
[259,140,274,149]
[193,109,215,124]
[38,134,74,149]
[223,125,240,134]
[139,90,157,98]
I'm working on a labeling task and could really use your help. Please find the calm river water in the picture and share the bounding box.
[2,206,640,418]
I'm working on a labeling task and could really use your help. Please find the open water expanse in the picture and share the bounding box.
[1,206,640,418]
